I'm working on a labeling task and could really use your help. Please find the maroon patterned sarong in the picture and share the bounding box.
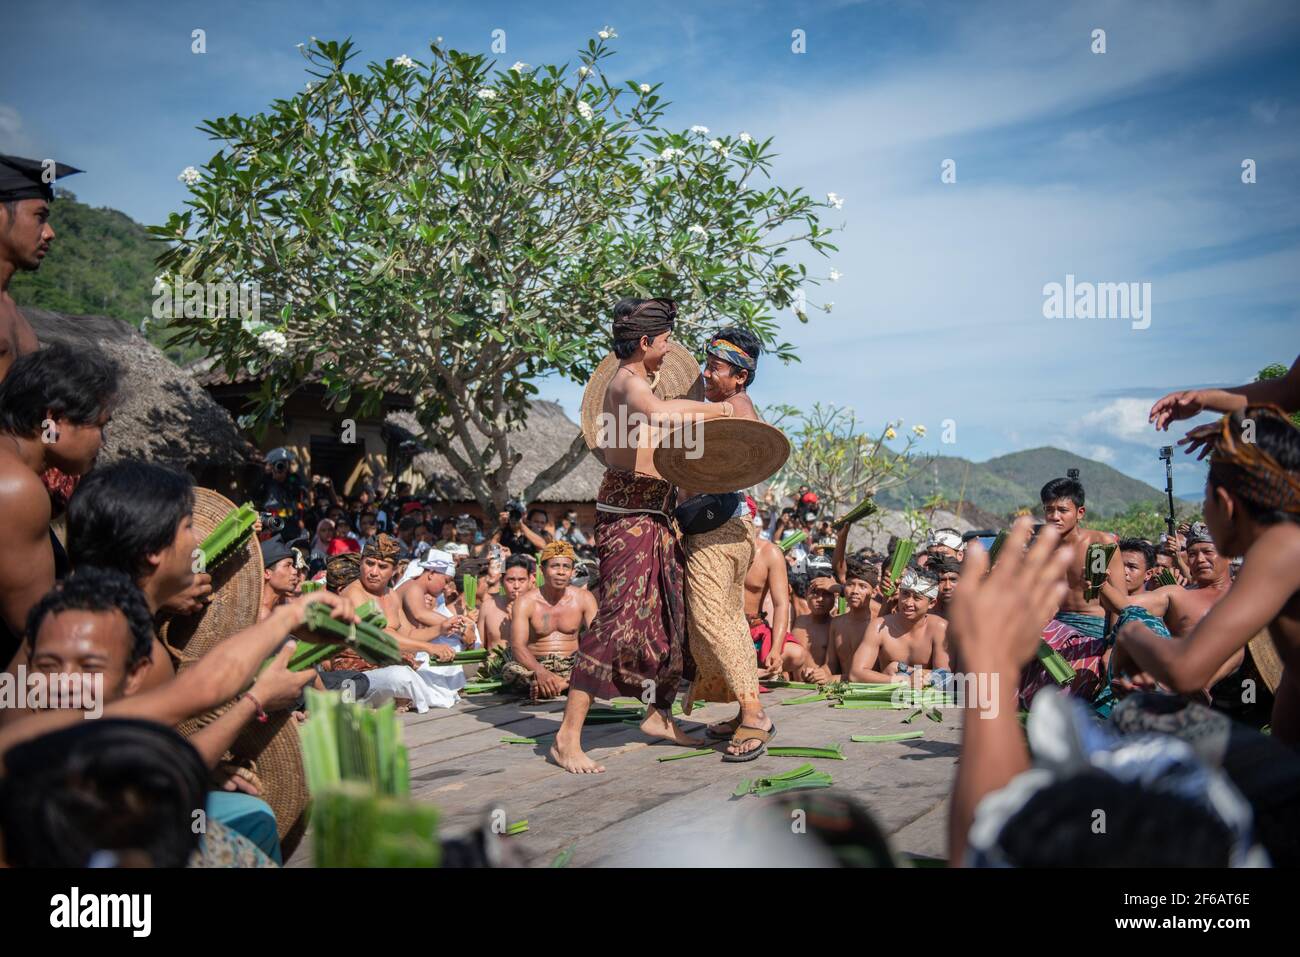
[571,468,688,711]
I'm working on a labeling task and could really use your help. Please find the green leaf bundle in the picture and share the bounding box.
[881,540,916,597]
[198,502,258,571]
[299,601,402,668]
[311,782,441,868]
[733,763,834,797]
[778,530,807,553]
[1155,567,1178,588]
[1036,640,1076,685]
[832,496,879,530]
[299,689,410,797]
[463,574,478,611]
[987,530,1009,566]
[354,599,388,629]
[1083,543,1117,601]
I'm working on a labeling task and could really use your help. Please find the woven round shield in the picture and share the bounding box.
[580,341,703,454]
[161,488,309,856]
[654,419,790,493]
[160,488,263,659]
[1246,629,1283,694]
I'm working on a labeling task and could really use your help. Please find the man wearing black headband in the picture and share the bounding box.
[0,154,80,381]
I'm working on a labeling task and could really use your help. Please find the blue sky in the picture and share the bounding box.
[3,0,1298,498]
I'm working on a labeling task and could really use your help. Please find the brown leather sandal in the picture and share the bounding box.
[721,722,776,762]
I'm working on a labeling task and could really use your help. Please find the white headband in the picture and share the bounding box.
[898,569,939,601]
[927,529,964,552]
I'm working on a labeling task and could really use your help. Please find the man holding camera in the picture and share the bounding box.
[255,448,308,538]
[493,503,552,558]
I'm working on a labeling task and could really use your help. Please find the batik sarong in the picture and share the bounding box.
[682,516,759,712]
[570,468,687,711]
[501,648,577,698]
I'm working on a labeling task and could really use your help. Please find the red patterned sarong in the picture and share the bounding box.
[1019,617,1107,708]
[571,468,687,710]
[750,613,774,664]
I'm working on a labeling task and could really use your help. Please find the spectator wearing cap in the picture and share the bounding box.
[259,538,303,621]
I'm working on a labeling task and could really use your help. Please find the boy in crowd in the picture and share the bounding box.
[1038,476,1124,644]
[786,561,842,683]
[826,558,878,681]
[480,554,535,650]
[849,566,949,683]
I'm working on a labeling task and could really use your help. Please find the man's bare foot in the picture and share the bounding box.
[640,706,705,746]
[549,736,605,774]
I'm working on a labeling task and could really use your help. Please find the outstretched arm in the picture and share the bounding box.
[0,591,356,763]
[1116,539,1299,694]
[1150,355,1300,430]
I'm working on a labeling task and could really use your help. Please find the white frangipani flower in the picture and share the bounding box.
[827,191,844,209]
[577,100,593,120]
[476,87,498,101]
[739,131,753,143]
[690,125,710,135]
[661,147,684,161]
[177,166,202,186]
[578,65,592,77]
[393,54,415,68]
[639,83,651,93]
[643,158,657,172]
[829,269,841,282]
[708,139,728,156]
[511,61,529,72]
[598,26,618,39]
[885,426,897,441]
[303,81,314,92]
[912,424,927,437]
[257,330,289,356]
[688,223,707,237]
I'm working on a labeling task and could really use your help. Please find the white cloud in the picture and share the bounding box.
[0,105,34,155]
[1076,398,1155,443]
[1059,438,1117,464]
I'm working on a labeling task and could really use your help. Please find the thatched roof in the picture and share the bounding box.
[391,400,603,503]
[23,308,250,477]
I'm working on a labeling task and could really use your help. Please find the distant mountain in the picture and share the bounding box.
[878,446,1180,520]
[7,191,195,362]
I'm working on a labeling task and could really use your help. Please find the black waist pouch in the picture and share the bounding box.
[674,492,742,535]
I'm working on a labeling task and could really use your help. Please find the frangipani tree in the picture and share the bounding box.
[765,403,930,533]
[152,31,839,511]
